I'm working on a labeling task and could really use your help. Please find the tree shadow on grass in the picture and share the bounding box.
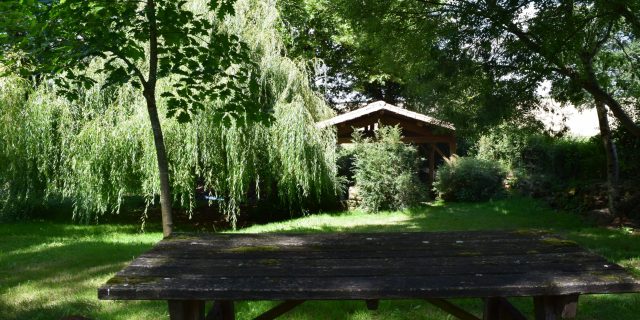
[2,197,638,319]
[0,225,163,320]
[0,223,150,254]
[250,197,583,233]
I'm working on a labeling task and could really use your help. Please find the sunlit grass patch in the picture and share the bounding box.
[0,196,638,319]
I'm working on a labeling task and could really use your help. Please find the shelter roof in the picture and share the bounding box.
[316,101,455,131]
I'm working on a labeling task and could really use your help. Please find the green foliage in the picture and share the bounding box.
[507,169,556,198]
[476,124,606,183]
[0,78,49,218]
[0,0,262,123]
[433,156,506,202]
[0,0,339,226]
[336,146,356,187]
[351,126,427,212]
[277,0,408,106]
[612,124,640,178]
[322,0,546,132]
[330,0,640,137]
[475,122,640,215]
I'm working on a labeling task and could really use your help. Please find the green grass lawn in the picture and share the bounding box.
[1,196,639,319]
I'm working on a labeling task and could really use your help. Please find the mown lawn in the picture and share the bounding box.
[0,196,639,319]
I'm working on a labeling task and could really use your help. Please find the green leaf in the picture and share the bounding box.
[89,5,104,14]
[176,111,191,123]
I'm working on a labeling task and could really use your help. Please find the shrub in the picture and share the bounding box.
[612,124,640,178]
[508,168,557,198]
[351,125,427,212]
[336,145,357,188]
[476,123,606,184]
[475,121,640,215]
[433,156,506,202]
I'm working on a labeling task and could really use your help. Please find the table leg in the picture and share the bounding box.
[365,299,380,310]
[207,301,235,320]
[534,294,579,320]
[168,300,205,320]
[483,297,528,320]
[483,297,500,320]
[220,301,235,320]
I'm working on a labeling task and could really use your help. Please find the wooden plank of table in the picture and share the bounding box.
[99,269,640,300]
[140,245,582,261]
[117,258,621,278]
[142,239,585,260]
[130,251,606,269]
[98,232,640,301]
[151,231,571,251]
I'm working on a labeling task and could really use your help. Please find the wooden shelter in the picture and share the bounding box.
[317,101,456,184]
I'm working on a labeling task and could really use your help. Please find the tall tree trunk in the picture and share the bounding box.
[594,98,622,223]
[581,70,640,138]
[146,0,173,237]
[144,91,174,237]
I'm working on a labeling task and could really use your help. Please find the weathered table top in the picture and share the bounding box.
[98,231,640,301]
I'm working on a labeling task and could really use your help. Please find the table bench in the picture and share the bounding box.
[98,231,640,320]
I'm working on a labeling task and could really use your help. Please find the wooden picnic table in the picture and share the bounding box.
[98,231,640,320]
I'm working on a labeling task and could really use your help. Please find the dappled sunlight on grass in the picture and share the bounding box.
[237,197,559,234]
[236,210,415,234]
[10,241,67,255]
[563,227,640,278]
[0,223,164,319]
[0,196,638,319]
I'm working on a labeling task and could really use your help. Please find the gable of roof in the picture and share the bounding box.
[316,101,455,130]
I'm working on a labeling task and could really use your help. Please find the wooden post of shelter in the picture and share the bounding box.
[429,143,436,185]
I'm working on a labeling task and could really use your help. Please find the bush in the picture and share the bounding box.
[351,125,427,211]
[433,156,506,202]
[612,124,640,178]
[508,168,557,198]
[477,124,605,180]
[336,145,357,188]
[475,121,640,216]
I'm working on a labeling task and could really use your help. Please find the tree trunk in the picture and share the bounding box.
[594,98,622,223]
[145,0,173,237]
[579,49,640,138]
[581,73,640,138]
[144,91,174,237]
[501,10,640,138]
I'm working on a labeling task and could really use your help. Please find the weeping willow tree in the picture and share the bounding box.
[0,0,339,228]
